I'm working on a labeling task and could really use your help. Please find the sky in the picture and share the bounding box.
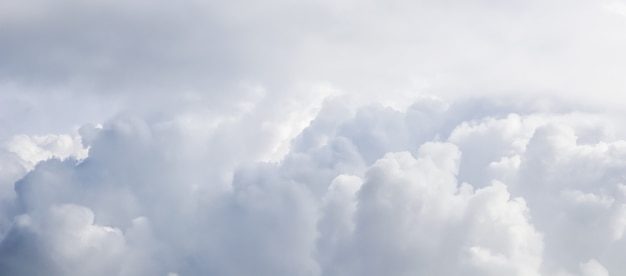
[1,0,626,275]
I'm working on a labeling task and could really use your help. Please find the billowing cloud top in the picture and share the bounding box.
[1,0,626,275]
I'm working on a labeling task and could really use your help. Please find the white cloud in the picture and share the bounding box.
[0,204,128,275]
[580,259,610,276]
[3,0,626,136]
[0,95,623,275]
[2,0,626,275]
[5,134,87,168]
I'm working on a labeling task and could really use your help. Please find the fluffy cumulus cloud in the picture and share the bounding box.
[2,0,626,275]
[1,96,625,275]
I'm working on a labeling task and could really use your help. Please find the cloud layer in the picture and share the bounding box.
[1,96,625,275]
[3,0,626,136]
[2,0,626,275]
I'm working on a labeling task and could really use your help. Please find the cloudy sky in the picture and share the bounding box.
[2,0,626,275]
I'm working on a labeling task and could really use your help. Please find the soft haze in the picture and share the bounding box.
[1,0,626,275]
